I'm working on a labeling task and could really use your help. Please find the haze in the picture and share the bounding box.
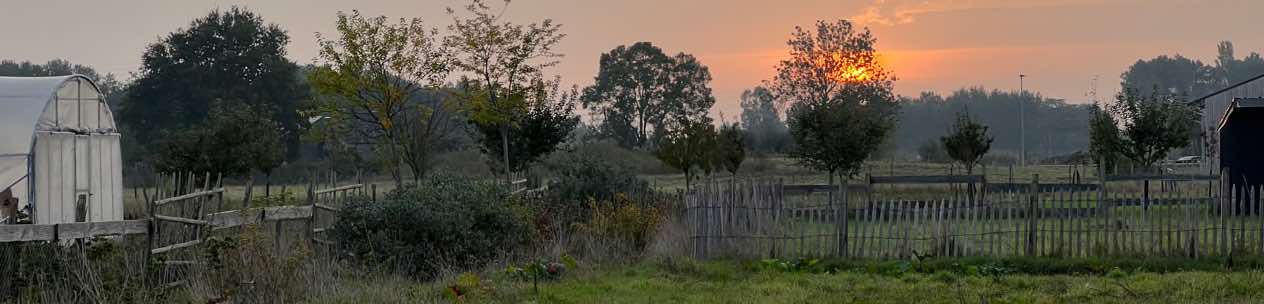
[3,0,1261,117]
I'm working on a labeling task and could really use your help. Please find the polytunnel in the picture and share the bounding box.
[0,75,123,224]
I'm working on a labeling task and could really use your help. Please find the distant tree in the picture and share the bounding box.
[446,0,566,177]
[654,120,717,191]
[739,86,789,154]
[895,88,1091,159]
[715,122,746,175]
[119,7,310,164]
[1120,55,1217,97]
[582,42,716,149]
[310,11,457,186]
[154,100,283,176]
[469,77,579,173]
[772,20,899,186]
[916,139,950,163]
[1099,88,1201,172]
[939,111,993,175]
[1214,41,1264,86]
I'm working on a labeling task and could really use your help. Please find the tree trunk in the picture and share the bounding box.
[501,124,511,186]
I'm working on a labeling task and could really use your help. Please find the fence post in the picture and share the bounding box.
[1027,174,1039,256]
[307,180,317,251]
[371,184,377,203]
[837,176,850,257]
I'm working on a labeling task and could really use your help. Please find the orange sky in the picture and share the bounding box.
[3,0,1263,119]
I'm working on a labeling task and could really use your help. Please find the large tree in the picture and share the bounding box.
[773,20,899,183]
[119,7,310,165]
[582,42,716,149]
[154,100,283,176]
[739,86,789,154]
[446,0,566,177]
[310,11,458,186]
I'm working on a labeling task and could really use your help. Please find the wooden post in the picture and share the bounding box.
[1027,174,1039,256]
[371,184,378,203]
[307,179,317,252]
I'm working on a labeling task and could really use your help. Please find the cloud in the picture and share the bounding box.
[850,0,1106,27]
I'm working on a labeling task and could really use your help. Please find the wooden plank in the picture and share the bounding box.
[315,184,364,195]
[154,188,224,206]
[869,175,984,185]
[0,224,56,242]
[1105,174,1218,182]
[264,206,313,221]
[782,184,869,195]
[55,220,148,239]
[154,215,208,226]
[151,239,202,254]
[988,183,1098,192]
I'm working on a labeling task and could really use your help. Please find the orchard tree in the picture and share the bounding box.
[1096,88,1200,173]
[582,42,716,149]
[310,11,458,186]
[469,76,579,173]
[939,111,993,175]
[772,20,898,186]
[654,120,717,191]
[120,7,309,164]
[1088,101,1122,173]
[445,0,565,178]
[715,122,746,175]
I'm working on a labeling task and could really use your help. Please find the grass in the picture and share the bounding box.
[388,257,1264,303]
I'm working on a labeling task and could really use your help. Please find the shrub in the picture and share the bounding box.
[572,194,665,260]
[332,174,533,279]
[541,146,652,221]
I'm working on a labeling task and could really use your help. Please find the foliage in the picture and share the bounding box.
[310,10,460,184]
[540,145,652,222]
[1095,87,1201,171]
[573,194,665,258]
[332,173,532,279]
[119,7,309,163]
[715,122,746,175]
[739,86,791,154]
[582,42,717,149]
[1088,102,1122,172]
[654,120,718,190]
[939,111,993,174]
[446,0,566,174]
[249,190,300,207]
[916,139,950,163]
[469,77,580,173]
[773,20,899,178]
[153,100,284,176]
[896,88,1092,159]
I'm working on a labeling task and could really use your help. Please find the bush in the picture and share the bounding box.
[541,145,652,221]
[572,194,665,260]
[332,174,533,279]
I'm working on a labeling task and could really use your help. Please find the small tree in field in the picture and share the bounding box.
[773,20,899,186]
[654,120,717,191]
[1097,87,1200,173]
[940,111,993,175]
[715,122,746,176]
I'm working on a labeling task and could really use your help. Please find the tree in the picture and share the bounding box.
[1088,101,1122,173]
[1098,88,1200,172]
[1120,55,1217,97]
[310,11,457,186]
[654,120,717,191]
[445,0,565,177]
[739,86,789,154]
[470,77,580,173]
[715,122,746,175]
[772,20,899,185]
[939,111,993,175]
[582,42,716,149]
[119,7,310,163]
[154,100,283,176]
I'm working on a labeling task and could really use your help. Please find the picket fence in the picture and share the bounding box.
[685,174,1262,259]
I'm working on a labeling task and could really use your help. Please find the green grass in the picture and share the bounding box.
[376,258,1264,303]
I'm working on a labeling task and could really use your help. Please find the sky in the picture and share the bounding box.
[3,0,1263,119]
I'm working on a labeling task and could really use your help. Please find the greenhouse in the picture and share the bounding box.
[0,75,123,224]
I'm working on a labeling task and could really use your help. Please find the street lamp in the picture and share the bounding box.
[1019,74,1026,167]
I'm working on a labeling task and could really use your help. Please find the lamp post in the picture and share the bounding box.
[1019,74,1026,167]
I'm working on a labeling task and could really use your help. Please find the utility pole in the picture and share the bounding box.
[1019,74,1026,167]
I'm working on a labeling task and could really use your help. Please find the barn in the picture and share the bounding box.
[1194,73,1264,172]
[0,75,124,224]
[1218,98,1264,188]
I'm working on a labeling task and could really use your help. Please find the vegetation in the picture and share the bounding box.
[654,120,719,190]
[775,20,899,183]
[582,42,717,150]
[896,88,1092,160]
[446,0,568,176]
[119,7,310,170]
[153,99,284,176]
[309,10,458,186]
[332,173,532,279]
[939,111,993,174]
[1091,88,1201,172]
[714,122,746,176]
[738,86,791,154]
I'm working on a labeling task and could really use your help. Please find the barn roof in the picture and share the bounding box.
[0,75,115,189]
[1217,97,1264,132]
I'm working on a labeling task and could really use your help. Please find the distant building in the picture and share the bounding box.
[1217,98,1264,187]
[1193,73,1264,175]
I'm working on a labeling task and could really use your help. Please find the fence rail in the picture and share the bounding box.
[686,175,1261,260]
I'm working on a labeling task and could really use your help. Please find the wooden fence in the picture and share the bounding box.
[0,172,369,289]
[685,174,1261,260]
